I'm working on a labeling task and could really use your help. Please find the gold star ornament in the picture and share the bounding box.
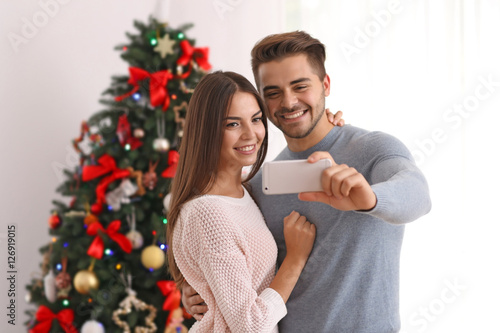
[154,34,176,58]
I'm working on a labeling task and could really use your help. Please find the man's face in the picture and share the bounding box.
[256,54,330,140]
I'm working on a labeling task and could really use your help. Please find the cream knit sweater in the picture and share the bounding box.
[172,187,287,332]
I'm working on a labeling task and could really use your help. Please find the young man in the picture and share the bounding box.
[183,31,431,332]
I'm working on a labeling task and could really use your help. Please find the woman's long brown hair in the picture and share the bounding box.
[166,71,268,287]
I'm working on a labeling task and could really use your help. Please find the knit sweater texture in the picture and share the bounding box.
[172,187,287,332]
[249,125,431,333]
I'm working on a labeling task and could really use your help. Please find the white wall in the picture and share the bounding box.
[286,1,500,332]
[0,1,285,331]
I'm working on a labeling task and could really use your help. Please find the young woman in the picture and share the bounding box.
[166,71,316,332]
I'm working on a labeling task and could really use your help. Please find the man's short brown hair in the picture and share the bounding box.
[251,31,327,89]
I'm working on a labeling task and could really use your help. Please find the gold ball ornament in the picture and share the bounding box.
[140,245,165,270]
[73,270,100,295]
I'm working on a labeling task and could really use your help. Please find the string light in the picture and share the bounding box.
[132,92,141,101]
[122,46,128,51]
[171,94,177,100]
[150,38,158,46]
[163,218,168,224]
[62,299,70,307]
[52,237,57,243]
[125,143,131,151]
[115,263,122,270]
[88,298,93,303]
[56,263,63,271]
[177,32,185,39]
[152,230,157,236]
[105,249,114,256]
[63,242,69,248]
[160,244,166,250]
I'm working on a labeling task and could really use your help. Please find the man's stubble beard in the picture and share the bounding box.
[275,94,326,140]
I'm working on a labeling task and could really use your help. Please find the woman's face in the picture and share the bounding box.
[218,91,266,174]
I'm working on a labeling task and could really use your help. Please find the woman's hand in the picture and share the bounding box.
[282,211,316,267]
[181,281,208,321]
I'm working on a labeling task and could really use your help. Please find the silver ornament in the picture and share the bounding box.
[133,128,145,138]
[153,138,170,152]
[81,320,105,333]
[126,230,144,249]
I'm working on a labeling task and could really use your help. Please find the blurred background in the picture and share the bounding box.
[1,0,499,332]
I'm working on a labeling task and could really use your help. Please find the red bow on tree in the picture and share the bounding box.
[115,67,174,111]
[82,154,131,214]
[29,305,77,333]
[157,281,181,311]
[161,150,179,178]
[86,220,132,259]
[177,40,212,71]
[157,281,192,324]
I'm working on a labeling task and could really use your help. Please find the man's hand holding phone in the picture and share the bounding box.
[298,152,377,212]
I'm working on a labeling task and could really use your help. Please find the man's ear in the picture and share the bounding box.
[323,74,331,97]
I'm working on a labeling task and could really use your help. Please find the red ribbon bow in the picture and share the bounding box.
[157,281,192,324]
[177,40,212,71]
[161,150,179,178]
[86,220,132,259]
[29,305,77,333]
[82,154,131,214]
[157,281,181,311]
[115,67,174,111]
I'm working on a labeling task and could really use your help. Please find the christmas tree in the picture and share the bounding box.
[25,16,211,333]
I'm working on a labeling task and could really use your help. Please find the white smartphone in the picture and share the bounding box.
[262,159,332,195]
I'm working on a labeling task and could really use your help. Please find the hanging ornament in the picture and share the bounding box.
[72,121,90,167]
[154,33,176,58]
[25,292,32,303]
[126,207,144,250]
[133,128,145,139]
[55,257,72,298]
[74,260,100,295]
[164,308,188,333]
[105,179,138,211]
[153,138,170,152]
[128,167,146,196]
[64,210,86,218]
[141,244,165,270]
[48,212,62,229]
[153,113,170,152]
[43,270,57,303]
[81,320,105,333]
[173,101,188,139]
[126,230,144,250]
[112,274,157,333]
[84,203,99,226]
[116,114,143,150]
[163,193,172,213]
[143,160,159,190]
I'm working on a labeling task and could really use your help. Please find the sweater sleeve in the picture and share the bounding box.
[188,200,287,332]
[357,132,432,224]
